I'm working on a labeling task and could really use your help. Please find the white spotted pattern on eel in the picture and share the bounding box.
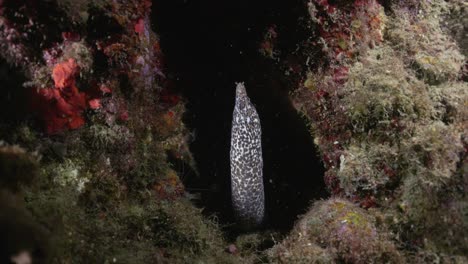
[230,82,264,228]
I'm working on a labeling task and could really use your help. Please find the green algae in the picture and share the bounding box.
[269,199,402,263]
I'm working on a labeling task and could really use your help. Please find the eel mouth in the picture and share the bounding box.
[235,82,247,98]
[151,0,328,233]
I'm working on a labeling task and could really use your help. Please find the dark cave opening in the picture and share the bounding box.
[151,0,328,231]
[0,58,28,126]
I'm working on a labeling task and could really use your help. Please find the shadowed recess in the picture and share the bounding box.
[151,0,327,231]
[0,58,28,124]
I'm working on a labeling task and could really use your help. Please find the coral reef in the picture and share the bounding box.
[0,0,466,263]
[0,0,235,263]
[269,199,402,263]
[281,0,467,262]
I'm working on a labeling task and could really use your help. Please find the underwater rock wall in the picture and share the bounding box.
[0,0,466,263]
[271,0,467,262]
[0,0,239,263]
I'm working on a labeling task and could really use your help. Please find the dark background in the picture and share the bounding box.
[152,0,327,232]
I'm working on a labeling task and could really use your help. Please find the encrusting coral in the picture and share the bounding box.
[0,0,238,263]
[280,0,467,262]
[278,1,468,263]
[0,0,466,263]
[269,199,403,263]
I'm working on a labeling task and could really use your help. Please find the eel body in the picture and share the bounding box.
[230,83,265,228]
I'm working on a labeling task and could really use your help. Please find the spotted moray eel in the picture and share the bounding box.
[230,82,265,228]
